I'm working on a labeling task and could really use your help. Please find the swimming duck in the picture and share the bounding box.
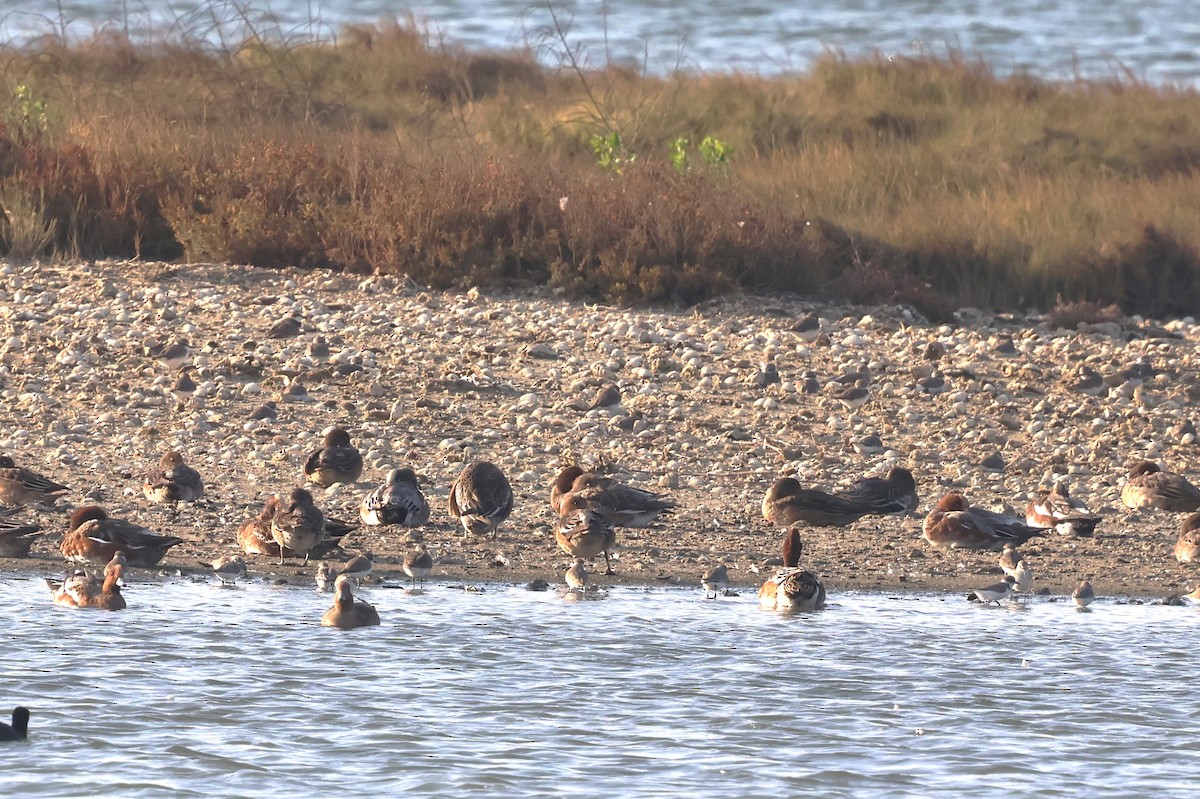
[763,477,879,527]
[321,575,381,630]
[1120,462,1200,512]
[560,471,675,528]
[0,508,42,557]
[448,461,514,538]
[565,557,588,591]
[1174,512,1200,564]
[403,544,433,588]
[360,468,430,527]
[758,525,825,611]
[0,707,29,741]
[922,493,1048,551]
[1025,481,1100,537]
[60,506,184,566]
[142,450,204,504]
[555,493,617,575]
[701,563,730,599]
[48,554,127,610]
[0,455,69,506]
[836,466,919,515]
[270,488,326,565]
[303,428,364,487]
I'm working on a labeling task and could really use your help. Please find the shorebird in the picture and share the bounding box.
[1121,462,1200,512]
[565,557,588,592]
[0,707,29,741]
[210,555,247,584]
[1072,580,1096,608]
[922,493,1047,551]
[154,340,190,371]
[270,488,326,565]
[792,312,821,342]
[0,456,69,506]
[758,525,825,611]
[763,477,883,528]
[61,506,184,567]
[321,575,381,630]
[303,428,364,487]
[315,561,337,593]
[448,461,514,538]
[837,467,919,515]
[1025,481,1100,537]
[142,450,204,505]
[555,493,617,575]
[403,544,433,588]
[1175,512,1200,564]
[338,552,374,582]
[701,563,729,599]
[360,468,430,527]
[967,575,1016,605]
[171,367,198,407]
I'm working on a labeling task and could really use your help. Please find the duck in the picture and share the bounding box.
[1025,481,1100,537]
[565,557,588,591]
[758,525,825,611]
[836,466,919,515]
[60,506,184,566]
[303,428,363,487]
[762,477,879,527]
[0,508,42,557]
[270,488,326,565]
[48,555,127,610]
[0,707,29,741]
[1174,512,1200,564]
[558,471,675,528]
[701,563,729,599]
[967,575,1016,605]
[922,493,1048,551]
[448,461,514,538]
[555,493,617,575]
[360,468,430,527]
[1121,462,1200,512]
[238,497,349,560]
[0,455,69,506]
[142,450,204,504]
[321,575,381,630]
[549,465,586,516]
[403,544,433,588]
[1072,580,1096,608]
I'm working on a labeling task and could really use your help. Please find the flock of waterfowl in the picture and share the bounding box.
[7,413,1200,625]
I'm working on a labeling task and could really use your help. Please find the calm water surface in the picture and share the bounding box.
[2,0,1200,83]
[2,573,1199,797]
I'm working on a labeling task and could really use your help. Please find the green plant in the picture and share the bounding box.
[669,136,689,173]
[5,84,49,143]
[589,131,636,175]
[698,136,732,169]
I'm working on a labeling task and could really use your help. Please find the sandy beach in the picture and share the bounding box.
[1,258,1198,602]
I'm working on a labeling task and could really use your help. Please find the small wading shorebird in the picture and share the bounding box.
[304,428,364,487]
[321,575,380,630]
[360,468,430,527]
[403,544,433,589]
[758,525,825,612]
[0,707,30,741]
[448,461,514,538]
[1120,462,1200,512]
[142,450,204,505]
[565,557,588,592]
[922,493,1047,551]
[967,575,1016,606]
[0,455,69,506]
[1025,481,1100,537]
[555,493,617,576]
[61,506,184,567]
[315,561,337,593]
[338,552,374,582]
[701,563,730,600]
[270,488,326,565]
[1072,580,1096,608]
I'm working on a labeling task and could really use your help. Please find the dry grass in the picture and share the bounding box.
[2,14,1200,314]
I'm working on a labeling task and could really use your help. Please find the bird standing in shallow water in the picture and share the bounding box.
[758,525,825,611]
[448,461,514,538]
[304,428,364,487]
[565,557,588,592]
[403,544,433,588]
[1072,580,1095,608]
[967,575,1016,605]
[701,564,730,599]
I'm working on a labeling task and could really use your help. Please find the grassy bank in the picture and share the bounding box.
[2,14,1200,317]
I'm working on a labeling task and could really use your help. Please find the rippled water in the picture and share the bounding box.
[3,573,1199,797]
[2,0,1200,83]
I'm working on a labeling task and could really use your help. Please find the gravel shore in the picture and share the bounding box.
[1,259,1198,602]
